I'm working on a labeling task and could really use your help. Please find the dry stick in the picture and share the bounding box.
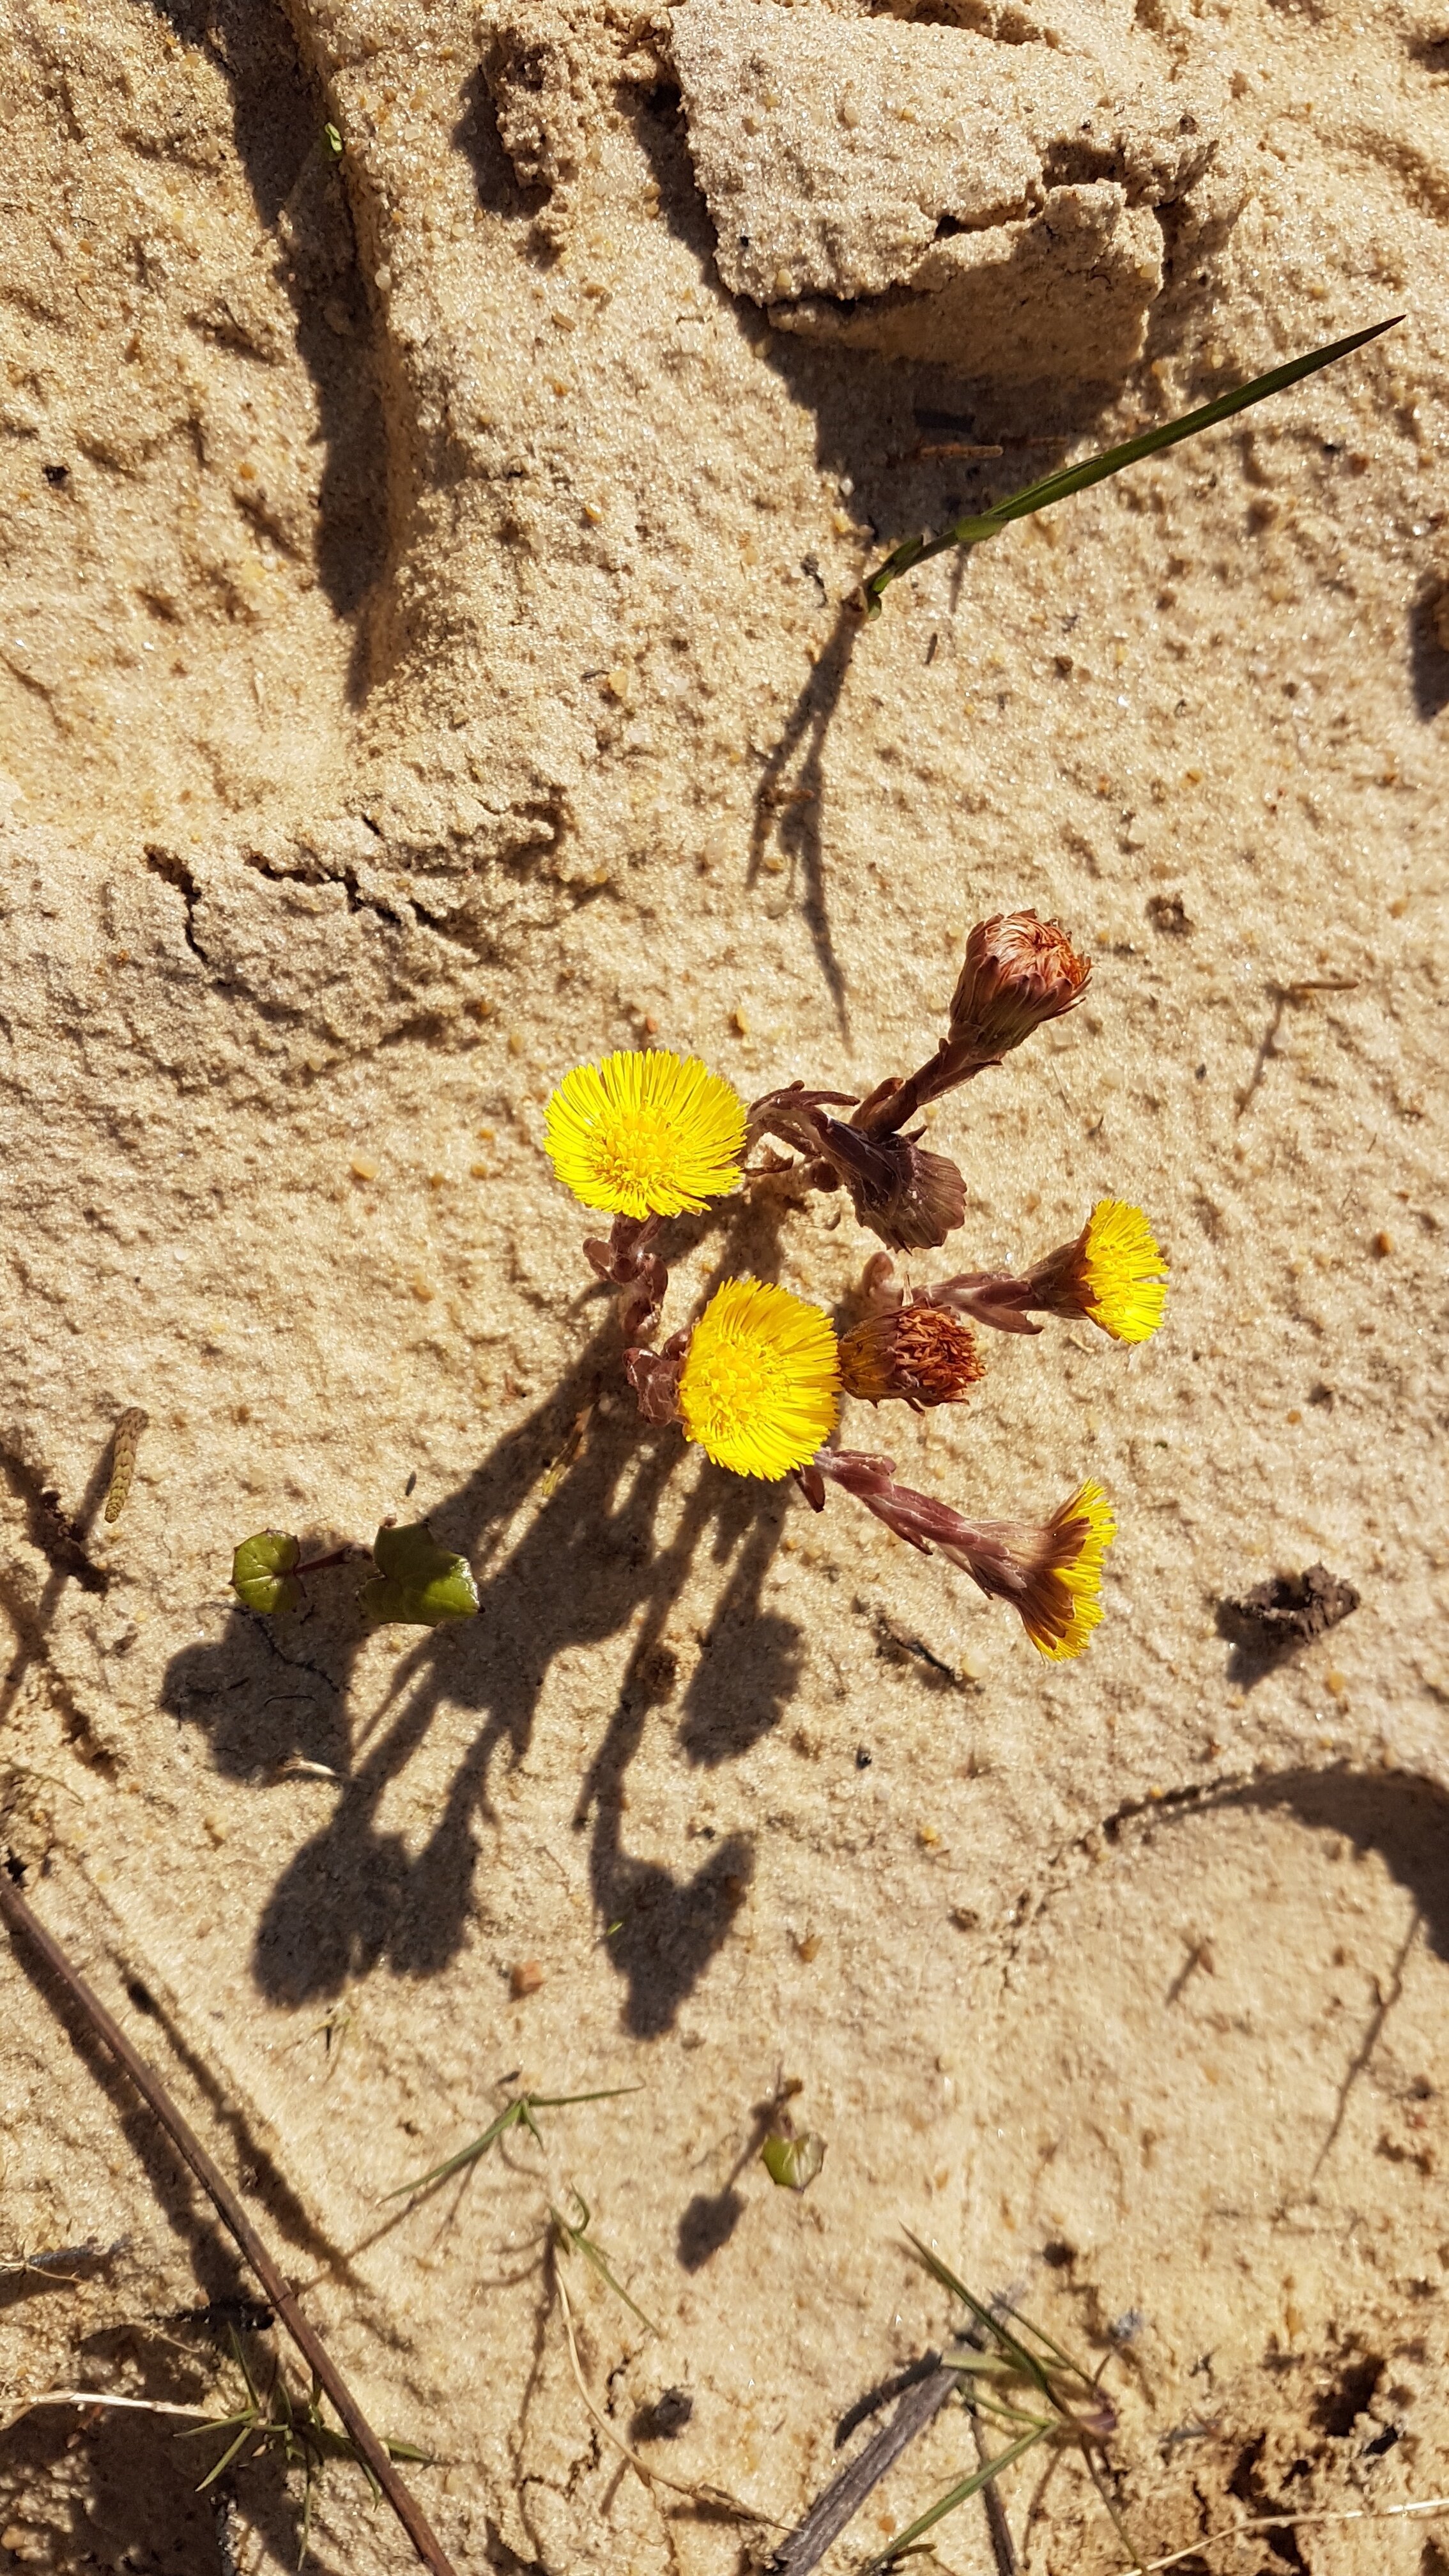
[763,2359,962,2575]
[0,1871,458,2576]
[1115,2496,1449,2573]
[970,2411,1020,2576]
[4,2391,218,2433]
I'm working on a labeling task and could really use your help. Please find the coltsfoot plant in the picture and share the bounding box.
[232,912,1164,1663]
[546,909,1167,1664]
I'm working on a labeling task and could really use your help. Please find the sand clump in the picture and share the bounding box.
[0,0,1446,2567]
[668,0,1227,378]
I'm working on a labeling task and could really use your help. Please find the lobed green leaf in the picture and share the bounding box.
[360,1521,480,1627]
[231,1530,302,1616]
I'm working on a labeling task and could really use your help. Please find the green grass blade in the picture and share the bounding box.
[385,2099,523,2198]
[551,2199,660,2336]
[985,2291,1085,2378]
[193,2419,261,2488]
[176,2407,254,2444]
[861,2423,1047,2570]
[862,316,1401,612]
[572,2231,659,2336]
[386,2085,638,2200]
[904,2233,1052,2396]
[527,2087,642,2109]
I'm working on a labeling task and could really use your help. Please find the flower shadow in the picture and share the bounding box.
[162,1208,808,2036]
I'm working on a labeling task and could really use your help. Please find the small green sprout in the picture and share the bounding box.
[231,1530,302,1615]
[550,2186,659,2336]
[387,2085,637,2202]
[321,121,343,158]
[861,2235,1135,2573]
[359,1521,479,1627]
[180,2334,428,2565]
[761,2129,825,2193]
[229,1521,477,1627]
[862,316,1400,615]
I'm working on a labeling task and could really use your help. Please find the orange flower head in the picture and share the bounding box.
[838,1301,985,1410]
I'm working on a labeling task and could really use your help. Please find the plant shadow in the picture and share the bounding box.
[1201,1766,1449,1965]
[628,79,1142,1032]
[162,1209,808,2038]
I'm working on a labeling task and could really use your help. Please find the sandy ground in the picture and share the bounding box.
[0,0,1446,2568]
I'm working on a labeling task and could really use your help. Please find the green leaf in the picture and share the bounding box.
[761,2130,825,2192]
[360,1521,479,1627]
[322,121,343,157]
[861,2423,1048,2571]
[862,315,1402,613]
[231,1530,302,1615]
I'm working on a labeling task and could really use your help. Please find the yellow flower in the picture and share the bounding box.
[1076,1200,1168,1343]
[544,1050,746,1220]
[678,1278,839,1480]
[1022,1481,1117,1661]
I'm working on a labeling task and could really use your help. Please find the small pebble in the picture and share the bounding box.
[510,1959,544,1998]
[1373,1229,1393,1257]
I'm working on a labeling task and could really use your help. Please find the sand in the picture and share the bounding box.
[0,0,1446,2567]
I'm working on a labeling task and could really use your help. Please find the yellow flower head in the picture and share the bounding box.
[1076,1200,1168,1344]
[678,1278,839,1480]
[544,1049,747,1220]
[1020,1480,1117,1661]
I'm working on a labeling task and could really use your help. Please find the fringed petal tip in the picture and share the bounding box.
[1080,1200,1169,1345]
[1022,1480,1117,1660]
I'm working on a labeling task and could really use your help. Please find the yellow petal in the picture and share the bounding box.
[678,1278,839,1479]
[544,1050,746,1219]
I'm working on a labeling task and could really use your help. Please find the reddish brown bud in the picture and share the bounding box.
[624,1329,689,1424]
[838,1300,985,1410]
[947,910,1090,1062]
[747,1087,967,1252]
[584,1211,668,1340]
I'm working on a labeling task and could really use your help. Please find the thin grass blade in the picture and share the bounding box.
[386,2087,638,2200]
[193,2419,262,2488]
[862,2423,1047,2570]
[862,316,1401,611]
[905,2232,1053,2397]
[552,2200,659,2336]
[385,2099,523,2198]
[527,2087,643,2110]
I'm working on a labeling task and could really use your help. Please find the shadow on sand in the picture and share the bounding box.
[163,1208,809,2039]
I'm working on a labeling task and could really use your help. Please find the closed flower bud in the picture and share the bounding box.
[948,910,1091,1064]
[838,1299,985,1410]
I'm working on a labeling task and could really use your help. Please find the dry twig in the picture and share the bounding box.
[0,1869,458,2576]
